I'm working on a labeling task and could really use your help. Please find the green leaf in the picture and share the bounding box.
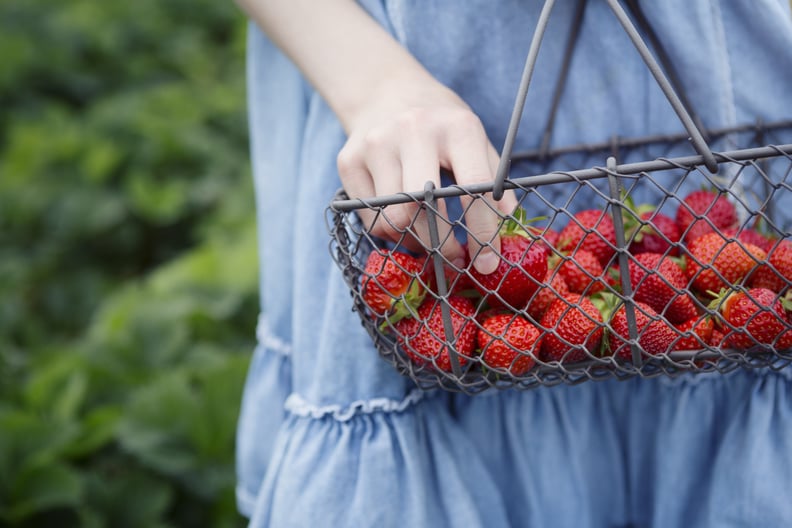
[6,462,83,523]
[65,406,122,459]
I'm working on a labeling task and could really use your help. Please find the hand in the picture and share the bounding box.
[337,74,517,275]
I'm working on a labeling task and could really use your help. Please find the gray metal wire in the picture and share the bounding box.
[327,124,792,394]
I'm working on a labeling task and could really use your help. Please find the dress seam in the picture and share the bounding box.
[256,313,292,357]
[284,388,428,421]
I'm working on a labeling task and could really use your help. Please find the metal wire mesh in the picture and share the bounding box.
[327,122,792,394]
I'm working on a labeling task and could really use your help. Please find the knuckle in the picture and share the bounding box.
[397,107,432,132]
[336,146,363,175]
[384,204,416,232]
[453,110,484,134]
[362,128,392,152]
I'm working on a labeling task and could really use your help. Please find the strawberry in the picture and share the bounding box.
[556,249,606,295]
[714,287,792,350]
[685,232,767,296]
[709,326,728,348]
[628,211,681,256]
[362,250,425,318]
[673,316,714,351]
[606,301,678,360]
[749,238,792,293]
[394,295,477,371]
[722,227,773,253]
[526,268,570,321]
[478,313,540,375]
[539,293,603,363]
[470,215,548,310]
[675,189,738,243]
[419,251,477,297]
[628,252,697,324]
[526,225,560,250]
[558,209,617,267]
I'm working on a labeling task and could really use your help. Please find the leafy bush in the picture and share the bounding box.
[0,1,255,526]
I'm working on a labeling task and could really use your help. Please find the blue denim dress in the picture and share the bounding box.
[236,1,792,526]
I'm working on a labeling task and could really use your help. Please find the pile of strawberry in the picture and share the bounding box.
[359,189,792,379]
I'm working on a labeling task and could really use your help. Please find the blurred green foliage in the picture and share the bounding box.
[0,1,256,526]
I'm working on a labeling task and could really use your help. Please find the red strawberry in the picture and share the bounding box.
[628,211,682,256]
[526,268,570,321]
[470,226,548,311]
[709,326,728,348]
[395,295,477,371]
[419,251,476,296]
[478,313,540,375]
[539,293,603,363]
[685,232,767,295]
[526,225,560,250]
[749,238,792,293]
[628,253,697,324]
[715,288,792,350]
[675,189,738,243]
[362,250,425,317]
[673,316,714,351]
[558,209,617,267]
[607,301,678,360]
[556,249,606,295]
[722,227,773,253]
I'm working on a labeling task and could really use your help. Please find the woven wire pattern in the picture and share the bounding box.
[328,122,792,394]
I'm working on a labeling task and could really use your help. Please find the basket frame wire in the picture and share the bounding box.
[605,157,643,367]
[493,0,718,201]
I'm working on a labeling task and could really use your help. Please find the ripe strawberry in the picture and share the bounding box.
[675,189,738,243]
[709,326,728,348]
[628,211,682,256]
[749,238,792,293]
[419,251,476,297]
[539,293,603,363]
[526,268,570,321]
[722,227,773,253]
[362,250,425,317]
[526,225,560,250]
[685,232,767,295]
[628,253,697,324]
[556,249,606,295]
[395,295,477,371]
[715,287,792,350]
[558,209,617,267]
[607,301,678,360]
[478,313,540,375]
[470,221,548,310]
[673,316,714,351]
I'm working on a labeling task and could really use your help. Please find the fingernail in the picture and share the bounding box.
[475,249,499,275]
[452,257,466,269]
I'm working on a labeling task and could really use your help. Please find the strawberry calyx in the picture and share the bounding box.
[501,207,546,239]
[379,278,427,331]
[623,201,664,244]
[780,290,792,313]
[591,291,621,323]
[590,291,622,357]
[706,288,735,322]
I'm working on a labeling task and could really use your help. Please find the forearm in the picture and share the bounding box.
[235,0,436,133]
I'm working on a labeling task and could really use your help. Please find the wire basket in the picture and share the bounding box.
[326,0,792,394]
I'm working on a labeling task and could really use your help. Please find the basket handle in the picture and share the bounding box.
[492,0,719,201]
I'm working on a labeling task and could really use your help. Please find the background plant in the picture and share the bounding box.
[0,1,256,526]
